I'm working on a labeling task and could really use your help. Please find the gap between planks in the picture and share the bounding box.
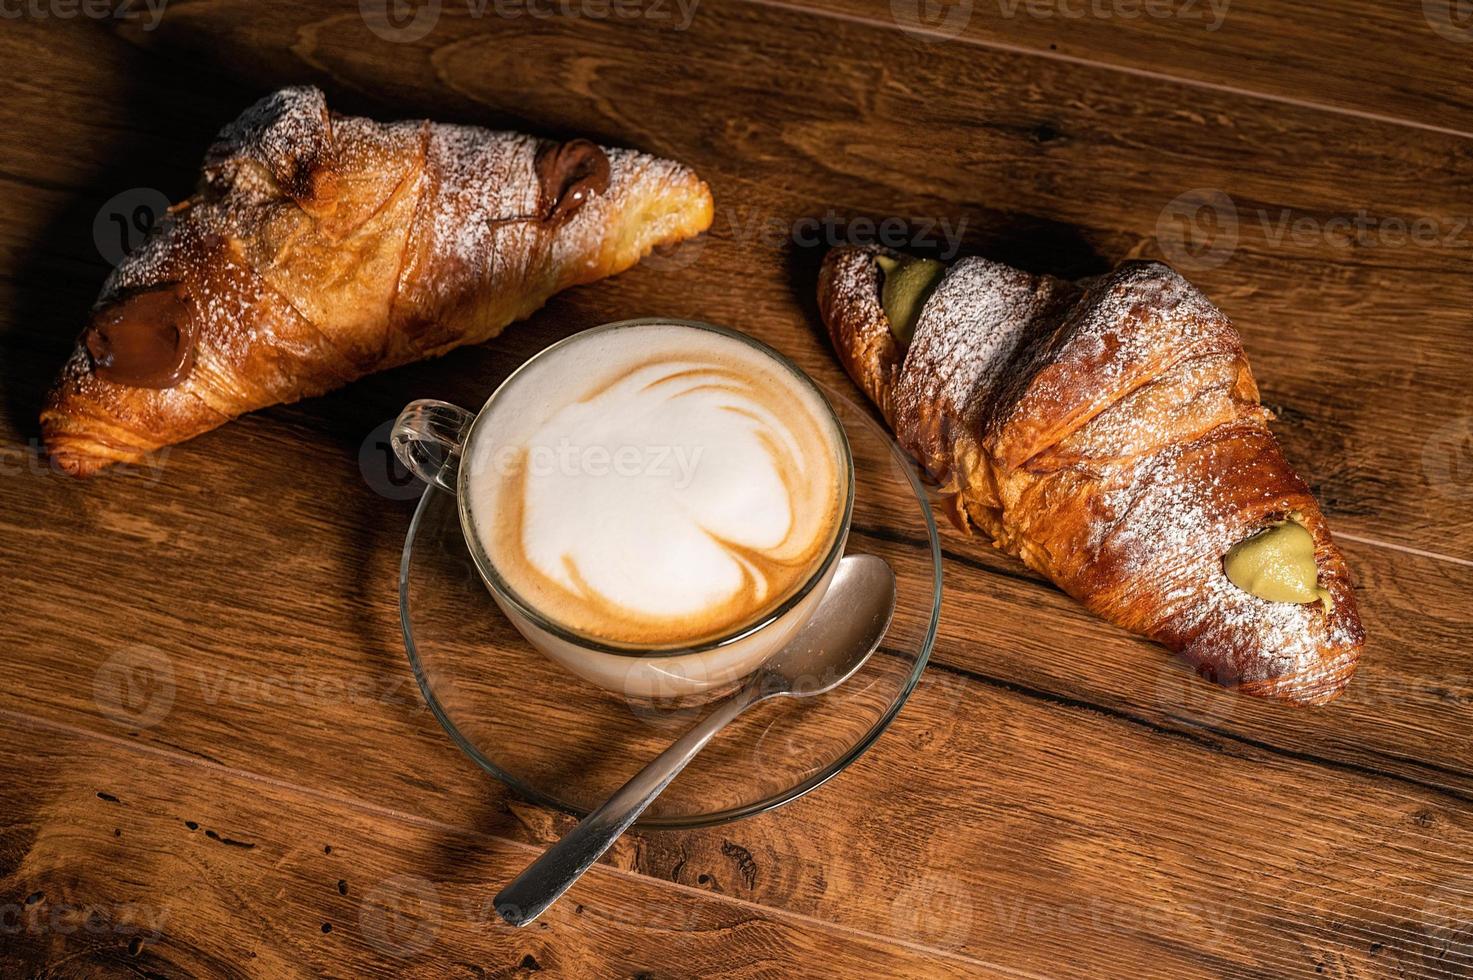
[1336,533,1473,570]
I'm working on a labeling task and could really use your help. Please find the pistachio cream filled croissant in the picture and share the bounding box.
[819,246,1363,703]
[42,87,714,475]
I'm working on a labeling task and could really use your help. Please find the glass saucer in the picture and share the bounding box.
[399,384,942,829]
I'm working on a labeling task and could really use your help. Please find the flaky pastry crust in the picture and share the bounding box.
[43,87,714,475]
[819,245,1363,704]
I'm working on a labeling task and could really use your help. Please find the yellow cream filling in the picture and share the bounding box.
[876,254,947,347]
[1223,514,1334,613]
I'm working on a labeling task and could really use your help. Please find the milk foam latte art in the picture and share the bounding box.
[465,322,849,649]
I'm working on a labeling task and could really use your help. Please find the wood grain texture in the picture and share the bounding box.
[0,713,989,979]
[768,0,1473,137]
[32,0,1472,557]
[0,4,1470,979]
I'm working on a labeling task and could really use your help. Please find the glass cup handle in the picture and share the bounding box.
[390,399,475,494]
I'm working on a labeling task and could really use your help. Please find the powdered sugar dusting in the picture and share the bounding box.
[204,86,333,200]
[889,256,1079,502]
[44,85,714,475]
[823,251,1363,697]
[897,257,1069,436]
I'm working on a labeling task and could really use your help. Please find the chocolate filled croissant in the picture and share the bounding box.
[42,86,714,475]
[819,246,1363,704]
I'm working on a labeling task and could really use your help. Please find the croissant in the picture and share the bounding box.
[819,246,1364,704]
[42,86,714,475]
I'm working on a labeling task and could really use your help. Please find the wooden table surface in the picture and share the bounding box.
[2,2,1471,977]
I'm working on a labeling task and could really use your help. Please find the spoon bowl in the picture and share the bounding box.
[748,554,898,699]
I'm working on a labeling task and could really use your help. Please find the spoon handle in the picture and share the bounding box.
[494,683,764,926]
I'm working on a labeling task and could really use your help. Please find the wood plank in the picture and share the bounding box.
[855,526,1473,800]
[1,444,1470,975]
[3,4,1471,558]
[3,628,1471,977]
[766,0,1473,137]
[0,7,1469,979]
[0,712,988,979]
[0,9,1468,789]
[4,413,1469,812]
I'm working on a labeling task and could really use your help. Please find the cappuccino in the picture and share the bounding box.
[465,322,849,648]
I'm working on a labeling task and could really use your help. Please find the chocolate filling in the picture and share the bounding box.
[535,139,610,223]
[84,284,197,389]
